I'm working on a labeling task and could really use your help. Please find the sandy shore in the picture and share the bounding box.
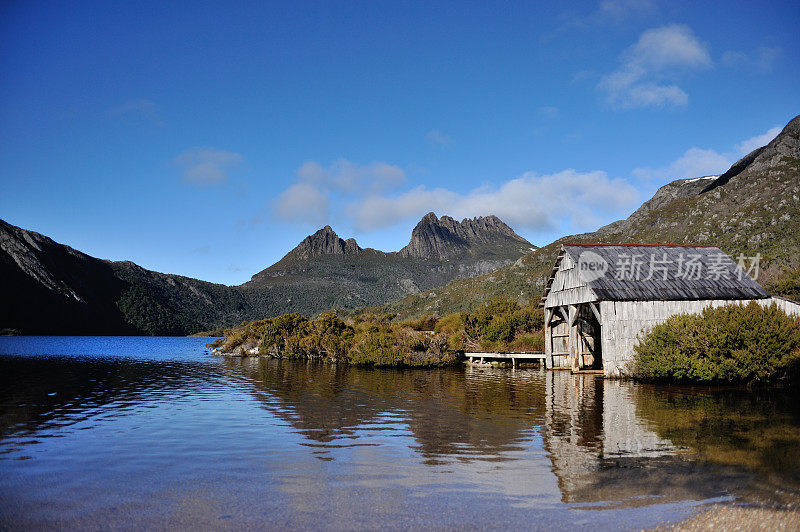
[653,505,800,531]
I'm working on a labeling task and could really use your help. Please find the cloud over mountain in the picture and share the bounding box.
[348,169,639,234]
[633,125,783,181]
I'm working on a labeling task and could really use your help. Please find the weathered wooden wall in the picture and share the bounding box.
[544,252,597,308]
[770,296,800,317]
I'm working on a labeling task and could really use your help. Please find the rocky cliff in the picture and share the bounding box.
[398,213,531,259]
[287,226,362,259]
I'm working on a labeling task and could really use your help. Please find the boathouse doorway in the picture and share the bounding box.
[545,303,602,372]
[576,304,602,371]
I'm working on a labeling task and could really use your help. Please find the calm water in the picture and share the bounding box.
[1,337,799,530]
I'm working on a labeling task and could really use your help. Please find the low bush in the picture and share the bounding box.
[768,269,800,302]
[349,330,405,366]
[633,302,800,385]
[401,314,439,331]
[460,298,544,351]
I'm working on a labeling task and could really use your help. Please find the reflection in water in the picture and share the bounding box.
[634,385,800,504]
[544,374,753,507]
[2,337,800,529]
[225,358,800,508]
[221,357,547,462]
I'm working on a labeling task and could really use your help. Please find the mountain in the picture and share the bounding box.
[0,213,533,335]
[398,213,530,259]
[244,213,535,316]
[0,219,254,335]
[380,114,800,319]
[280,225,362,259]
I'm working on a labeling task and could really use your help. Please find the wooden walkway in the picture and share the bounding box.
[464,351,546,368]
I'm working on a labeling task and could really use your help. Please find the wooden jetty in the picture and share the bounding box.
[464,351,546,368]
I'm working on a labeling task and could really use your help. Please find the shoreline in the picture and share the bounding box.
[653,504,800,530]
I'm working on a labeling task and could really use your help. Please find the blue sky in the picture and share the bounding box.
[1,0,798,285]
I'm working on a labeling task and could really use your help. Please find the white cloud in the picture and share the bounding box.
[272,182,330,226]
[632,125,783,182]
[722,46,780,73]
[621,24,711,71]
[295,158,405,193]
[426,130,455,147]
[624,83,688,108]
[633,147,731,181]
[735,126,781,155]
[271,159,405,225]
[598,24,711,109]
[548,0,657,37]
[349,170,639,234]
[110,99,163,126]
[174,147,243,186]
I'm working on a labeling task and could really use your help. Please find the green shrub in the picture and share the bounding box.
[401,314,439,331]
[510,331,545,351]
[633,302,800,385]
[768,269,800,301]
[258,322,281,355]
[460,298,543,350]
[223,329,248,351]
[435,312,464,335]
[447,332,465,351]
[485,314,516,343]
[349,330,405,366]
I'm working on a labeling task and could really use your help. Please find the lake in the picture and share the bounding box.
[1,337,799,530]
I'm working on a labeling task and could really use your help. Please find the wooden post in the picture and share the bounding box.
[568,304,578,372]
[544,308,552,370]
[589,302,601,322]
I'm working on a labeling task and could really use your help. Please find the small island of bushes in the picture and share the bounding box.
[207,298,545,367]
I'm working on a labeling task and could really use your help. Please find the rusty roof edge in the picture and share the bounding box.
[564,243,718,248]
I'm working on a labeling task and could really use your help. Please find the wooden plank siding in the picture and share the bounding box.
[543,251,598,308]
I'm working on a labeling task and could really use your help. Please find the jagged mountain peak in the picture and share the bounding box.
[291,225,362,259]
[247,212,534,286]
[400,212,532,260]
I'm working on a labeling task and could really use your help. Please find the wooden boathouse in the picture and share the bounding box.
[539,244,800,377]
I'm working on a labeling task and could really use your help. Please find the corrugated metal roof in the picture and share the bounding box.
[543,245,769,303]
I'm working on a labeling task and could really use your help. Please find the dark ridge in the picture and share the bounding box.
[700,146,765,193]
